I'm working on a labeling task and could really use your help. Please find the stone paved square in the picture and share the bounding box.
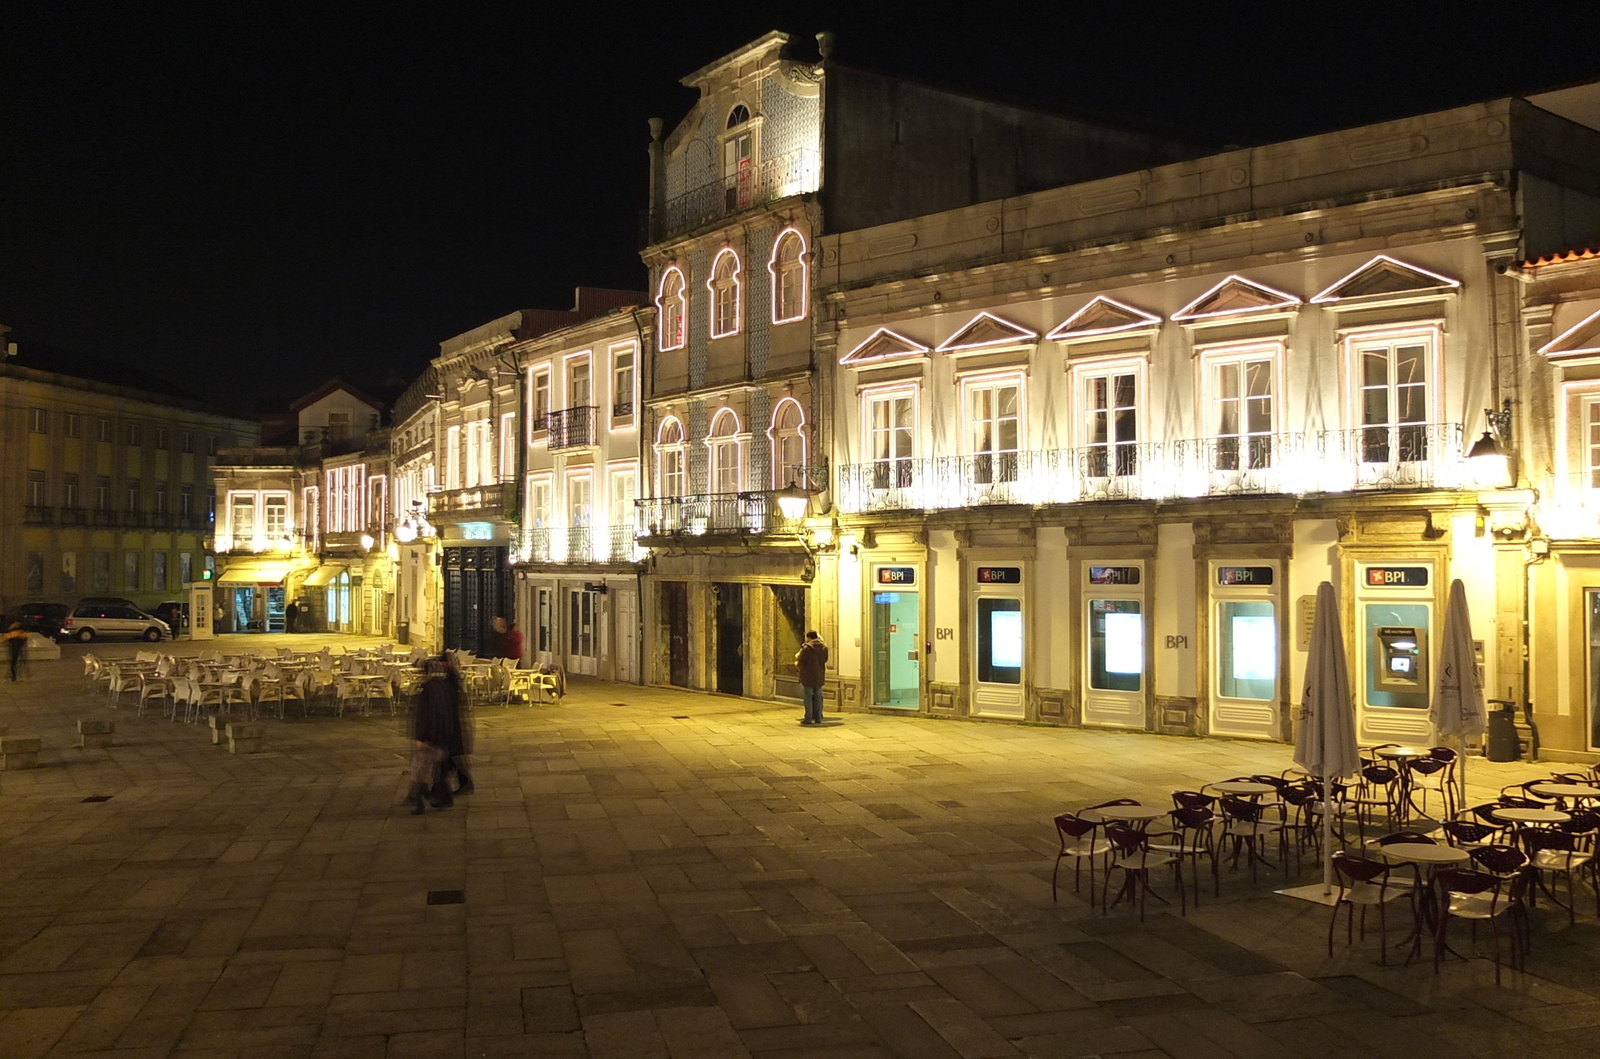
[0,636,1594,1058]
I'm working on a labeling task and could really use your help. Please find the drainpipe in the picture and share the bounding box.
[1523,543,1547,760]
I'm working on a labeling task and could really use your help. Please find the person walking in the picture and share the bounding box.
[485,616,510,658]
[4,622,28,682]
[408,657,457,813]
[796,629,828,726]
[437,654,474,795]
[505,621,523,668]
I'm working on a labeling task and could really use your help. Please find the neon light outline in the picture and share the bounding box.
[1340,324,1443,439]
[1045,296,1162,340]
[1309,254,1461,304]
[1171,276,1302,321]
[766,396,807,489]
[839,327,930,366]
[607,340,638,431]
[934,310,1040,353]
[708,248,742,339]
[655,266,687,351]
[705,407,744,494]
[652,417,687,500]
[1540,305,1600,358]
[956,369,1027,463]
[768,228,808,325]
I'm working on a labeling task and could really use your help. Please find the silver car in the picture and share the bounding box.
[61,604,171,642]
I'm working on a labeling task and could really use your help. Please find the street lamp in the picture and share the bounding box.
[1469,398,1513,489]
[775,481,811,521]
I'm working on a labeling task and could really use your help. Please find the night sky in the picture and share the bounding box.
[7,4,1600,416]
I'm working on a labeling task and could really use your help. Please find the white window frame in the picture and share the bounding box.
[655,417,687,498]
[527,366,552,442]
[769,228,808,325]
[767,397,808,489]
[607,461,638,551]
[1070,356,1146,479]
[525,472,554,528]
[367,475,386,536]
[860,383,920,492]
[229,490,259,549]
[656,267,687,351]
[610,341,637,428]
[565,469,593,526]
[706,408,745,495]
[959,370,1026,483]
[262,491,291,540]
[499,414,516,481]
[445,425,461,489]
[1198,341,1284,473]
[708,249,742,339]
[1342,324,1442,466]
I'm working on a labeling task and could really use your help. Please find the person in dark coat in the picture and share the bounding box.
[409,657,460,813]
[435,655,474,795]
[285,601,299,634]
[796,630,829,726]
[485,616,510,658]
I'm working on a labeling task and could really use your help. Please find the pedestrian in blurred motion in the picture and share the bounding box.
[486,616,510,658]
[4,622,27,682]
[408,656,455,813]
[506,621,524,667]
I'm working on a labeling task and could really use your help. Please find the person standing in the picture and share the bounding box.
[505,621,523,668]
[4,623,27,682]
[285,600,299,634]
[796,630,828,726]
[485,616,510,658]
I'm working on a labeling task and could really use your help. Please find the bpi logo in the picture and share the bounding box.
[1366,566,1427,588]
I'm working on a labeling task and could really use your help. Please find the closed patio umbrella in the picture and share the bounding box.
[1293,581,1361,896]
[1430,579,1485,815]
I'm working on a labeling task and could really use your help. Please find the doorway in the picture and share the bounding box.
[615,588,639,684]
[771,584,806,700]
[568,588,599,676]
[1081,562,1146,728]
[662,581,689,687]
[714,583,744,695]
[871,588,920,708]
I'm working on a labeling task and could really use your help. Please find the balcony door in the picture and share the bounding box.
[965,377,1020,490]
[1357,336,1430,465]
[867,390,915,494]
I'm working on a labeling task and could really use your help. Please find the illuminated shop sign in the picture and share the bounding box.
[1089,566,1140,586]
[1365,566,1428,588]
[1217,566,1274,586]
[876,566,916,586]
[976,566,1021,584]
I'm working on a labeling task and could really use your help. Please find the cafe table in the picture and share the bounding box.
[1491,806,1571,826]
[1210,781,1279,798]
[1374,746,1432,824]
[1528,782,1600,806]
[1378,842,1470,959]
[1095,803,1167,827]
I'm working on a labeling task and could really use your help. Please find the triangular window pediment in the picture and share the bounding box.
[1046,296,1162,340]
[935,311,1038,353]
[1540,307,1600,360]
[1310,255,1460,304]
[1172,276,1300,321]
[839,327,930,365]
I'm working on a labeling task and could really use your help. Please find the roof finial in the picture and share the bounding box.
[816,31,835,60]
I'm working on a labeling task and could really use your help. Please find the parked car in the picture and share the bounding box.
[150,601,188,632]
[76,597,138,609]
[60,604,170,642]
[13,603,69,639]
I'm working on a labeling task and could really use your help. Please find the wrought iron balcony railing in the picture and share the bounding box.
[522,524,643,564]
[24,506,206,531]
[636,491,804,538]
[428,481,510,514]
[653,149,821,242]
[836,423,1469,513]
[546,406,597,451]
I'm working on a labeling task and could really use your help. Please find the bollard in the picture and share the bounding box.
[208,716,224,746]
[0,736,42,770]
[77,719,114,750]
[225,723,262,755]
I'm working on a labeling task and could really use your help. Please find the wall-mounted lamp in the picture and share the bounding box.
[359,533,375,552]
[1468,397,1513,489]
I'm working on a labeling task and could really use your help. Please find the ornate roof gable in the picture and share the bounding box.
[839,328,930,366]
[1172,276,1301,321]
[1046,296,1162,340]
[934,311,1039,353]
[1310,255,1460,304]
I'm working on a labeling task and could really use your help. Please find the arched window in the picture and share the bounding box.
[727,104,751,128]
[769,398,807,489]
[707,408,743,494]
[723,106,755,209]
[770,228,807,324]
[708,249,741,338]
[655,417,686,498]
[656,267,686,351]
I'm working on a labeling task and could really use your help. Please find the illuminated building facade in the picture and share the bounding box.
[814,92,1600,760]
[637,31,1193,700]
[1,337,254,617]
[212,379,390,634]
[512,298,649,682]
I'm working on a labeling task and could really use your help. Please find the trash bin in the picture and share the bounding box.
[1485,699,1520,761]
[397,621,410,646]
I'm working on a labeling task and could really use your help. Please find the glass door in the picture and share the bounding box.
[972,592,1024,718]
[568,588,598,675]
[871,589,920,708]
[1082,562,1146,728]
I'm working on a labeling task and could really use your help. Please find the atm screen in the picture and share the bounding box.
[1390,656,1412,674]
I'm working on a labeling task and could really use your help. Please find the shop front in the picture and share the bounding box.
[1352,560,1436,747]
[1207,561,1283,739]
[214,558,292,633]
[869,563,922,709]
[518,571,641,682]
[1081,560,1147,728]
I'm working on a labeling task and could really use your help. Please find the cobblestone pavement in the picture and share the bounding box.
[0,635,1594,1059]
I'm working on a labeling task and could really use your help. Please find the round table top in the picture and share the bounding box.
[1374,746,1431,760]
[1094,804,1165,822]
[1212,781,1279,796]
[1491,806,1571,824]
[1530,782,1600,798]
[1380,842,1469,866]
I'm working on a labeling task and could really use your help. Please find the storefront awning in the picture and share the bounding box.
[216,559,292,586]
[301,563,348,587]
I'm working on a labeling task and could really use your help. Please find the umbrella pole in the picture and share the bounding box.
[1322,774,1334,896]
[1458,733,1468,818]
